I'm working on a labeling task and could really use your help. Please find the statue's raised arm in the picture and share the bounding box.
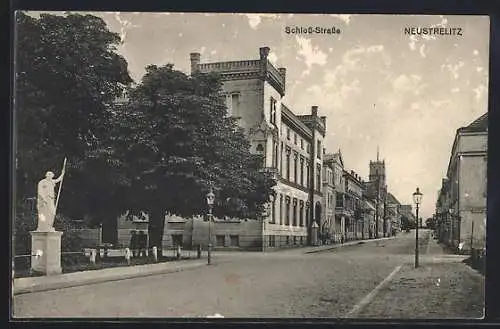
[54,168,65,183]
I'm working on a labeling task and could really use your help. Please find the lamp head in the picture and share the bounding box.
[413,187,423,205]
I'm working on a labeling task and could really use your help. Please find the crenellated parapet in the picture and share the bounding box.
[190,47,286,96]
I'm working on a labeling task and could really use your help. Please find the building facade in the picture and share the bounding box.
[189,46,325,248]
[343,169,365,240]
[436,113,487,252]
[386,193,402,235]
[322,157,335,244]
[325,151,348,243]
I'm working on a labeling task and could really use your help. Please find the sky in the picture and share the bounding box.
[29,12,490,218]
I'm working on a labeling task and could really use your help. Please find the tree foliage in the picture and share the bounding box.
[103,65,276,248]
[15,13,276,253]
[15,12,132,222]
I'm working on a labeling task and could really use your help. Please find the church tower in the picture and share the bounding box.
[369,147,386,187]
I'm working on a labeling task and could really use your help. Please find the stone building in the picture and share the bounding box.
[435,113,487,252]
[386,193,402,234]
[363,151,388,238]
[322,156,335,244]
[325,151,347,243]
[343,169,365,240]
[186,46,326,249]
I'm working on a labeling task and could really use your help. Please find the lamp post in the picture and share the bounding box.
[206,188,215,265]
[413,187,423,268]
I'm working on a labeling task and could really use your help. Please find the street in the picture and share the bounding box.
[13,230,484,318]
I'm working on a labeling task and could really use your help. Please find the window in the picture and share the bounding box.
[294,133,297,145]
[300,158,304,186]
[336,195,343,208]
[299,202,304,226]
[300,138,304,149]
[172,234,183,247]
[270,97,277,125]
[271,196,276,223]
[317,141,322,159]
[287,128,291,140]
[285,198,290,225]
[230,235,239,247]
[216,235,225,247]
[306,163,310,188]
[272,140,278,168]
[268,235,275,247]
[231,94,240,117]
[293,199,298,226]
[293,153,298,183]
[286,150,291,181]
[280,194,284,225]
[256,144,264,152]
[316,164,321,191]
[280,142,284,174]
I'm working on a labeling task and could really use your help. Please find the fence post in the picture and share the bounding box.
[152,246,158,262]
[176,245,181,260]
[90,249,96,265]
[125,248,131,265]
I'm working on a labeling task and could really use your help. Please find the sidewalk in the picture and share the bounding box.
[13,259,207,295]
[302,236,395,254]
[353,237,485,319]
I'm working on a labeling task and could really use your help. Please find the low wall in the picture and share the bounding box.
[162,215,264,251]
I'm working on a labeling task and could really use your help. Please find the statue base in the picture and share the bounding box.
[30,230,63,276]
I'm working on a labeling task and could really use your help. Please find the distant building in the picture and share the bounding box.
[436,113,487,252]
[343,169,365,240]
[325,151,347,243]
[363,150,388,238]
[386,193,402,234]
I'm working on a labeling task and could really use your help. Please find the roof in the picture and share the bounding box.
[459,113,487,133]
[386,192,401,205]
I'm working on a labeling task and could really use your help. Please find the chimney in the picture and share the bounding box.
[259,46,271,60]
[311,105,318,116]
[190,52,201,74]
[278,67,286,80]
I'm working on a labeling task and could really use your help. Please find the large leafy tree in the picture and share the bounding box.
[15,12,133,223]
[105,65,277,250]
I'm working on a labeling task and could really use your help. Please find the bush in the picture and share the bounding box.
[14,200,84,256]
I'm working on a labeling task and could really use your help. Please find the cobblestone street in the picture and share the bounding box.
[13,230,484,318]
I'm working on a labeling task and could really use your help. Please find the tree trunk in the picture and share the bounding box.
[148,207,166,258]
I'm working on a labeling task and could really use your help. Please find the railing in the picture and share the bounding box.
[198,60,261,73]
[13,246,201,279]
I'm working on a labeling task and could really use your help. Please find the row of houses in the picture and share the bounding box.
[434,113,487,252]
[154,46,413,251]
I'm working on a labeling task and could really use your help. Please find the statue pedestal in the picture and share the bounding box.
[30,230,63,276]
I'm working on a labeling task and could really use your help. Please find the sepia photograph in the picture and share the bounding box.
[12,12,488,319]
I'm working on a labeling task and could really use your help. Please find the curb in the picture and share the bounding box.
[304,237,396,254]
[14,261,207,295]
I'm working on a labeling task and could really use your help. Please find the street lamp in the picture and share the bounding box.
[412,187,423,268]
[206,188,215,265]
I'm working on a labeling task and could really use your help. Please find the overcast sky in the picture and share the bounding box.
[30,12,490,218]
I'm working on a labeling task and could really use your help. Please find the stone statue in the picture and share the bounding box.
[37,167,65,232]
